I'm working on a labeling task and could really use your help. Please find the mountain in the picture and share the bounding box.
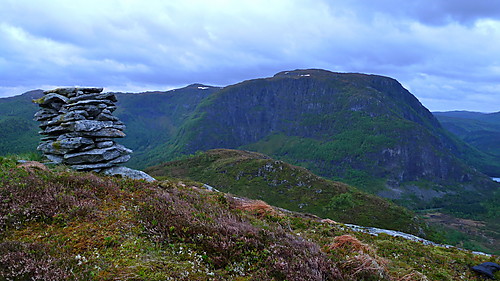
[146,149,430,236]
[0,90,43,155]
[434,111,500,159]
[1,156,498,280]
[141,69,498,212]
[112,84,220,167]
[1,69,498,215]
[0,85,218,162]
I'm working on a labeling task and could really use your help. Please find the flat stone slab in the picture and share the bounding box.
[63,146,125,164]
[102,166,156,182]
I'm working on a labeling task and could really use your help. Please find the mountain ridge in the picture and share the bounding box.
[0,69,498,214]
[139,69,497,209]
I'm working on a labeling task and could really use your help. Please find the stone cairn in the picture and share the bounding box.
[34,87,132,171]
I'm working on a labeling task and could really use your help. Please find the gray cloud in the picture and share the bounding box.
[0,0,499,112]
[336,0,500,26]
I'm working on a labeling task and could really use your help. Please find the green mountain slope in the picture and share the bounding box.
[1,156,498,280]
[113,84,220,167]
[0,90,43,155]
[146,149,429,236]
[0,85,218,165]
[1,70,497,220]
[434,111,500,160]
[143,69,498,212]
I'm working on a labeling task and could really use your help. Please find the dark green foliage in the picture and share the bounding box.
[139,70,497,208]
[113,85,219,168]
[0,90,42,156]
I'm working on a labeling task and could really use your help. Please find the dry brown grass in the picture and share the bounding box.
[17,161,49,172]
[230,197,275,217]
[327,235,391,280]
[320,218,337,224]
[328,234,374,254]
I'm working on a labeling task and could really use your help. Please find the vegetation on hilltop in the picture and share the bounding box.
[146,149,500,255]
[141,70,498,226]
[0,155,498,280]
[146,149,429,237]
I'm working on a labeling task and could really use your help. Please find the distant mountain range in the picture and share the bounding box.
[1,69,498,215]
[434,111,500,159]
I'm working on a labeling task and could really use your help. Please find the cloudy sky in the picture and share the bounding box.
[1,0,499,112]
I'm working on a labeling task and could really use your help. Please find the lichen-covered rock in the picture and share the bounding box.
[34,87,133,171]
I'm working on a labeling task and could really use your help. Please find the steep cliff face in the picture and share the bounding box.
[156,69,496,204]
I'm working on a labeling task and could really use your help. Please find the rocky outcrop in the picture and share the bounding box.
[34,87,132,171]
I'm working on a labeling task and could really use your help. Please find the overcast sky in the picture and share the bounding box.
[1,0,500,112]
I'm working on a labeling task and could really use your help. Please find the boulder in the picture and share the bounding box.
[63,146,124,165]
[102,166,156,182]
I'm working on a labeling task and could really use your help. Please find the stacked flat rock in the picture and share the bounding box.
[34,87,132,171]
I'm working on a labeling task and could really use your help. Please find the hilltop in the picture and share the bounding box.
[146,149,500,255]
[0,156,498,280]
[146,149,430,236]
[139,69,498,213]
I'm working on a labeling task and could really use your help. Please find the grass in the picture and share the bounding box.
[145,149,429,237]
[0,155,498,280]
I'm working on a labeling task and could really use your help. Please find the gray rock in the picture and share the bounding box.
[39,93,69,109]
[102,166,156,182]
[37,142,68,155]
[64,104,102,117]
[57,136,94,149]
[44,154,64,164]
[83,128,126,138]
[71,162,114,171]
[39,111,87,128]
[40,125,70,135]
[79,87,103,94]
[71,120,125,132]
[37,136,94,155]
[35,86,132,170]
[114,143,133,154]
[34,108,58,121]
[95,137,113,142]
[109,154,131,164]
[66,99,114,108]
[69,92,117,103]
[79,144,96,151]
[96,112,119,121]
[44,87,77,96]
[63,147,123,164]
[96,141,114,148]
[41,136,57,141]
